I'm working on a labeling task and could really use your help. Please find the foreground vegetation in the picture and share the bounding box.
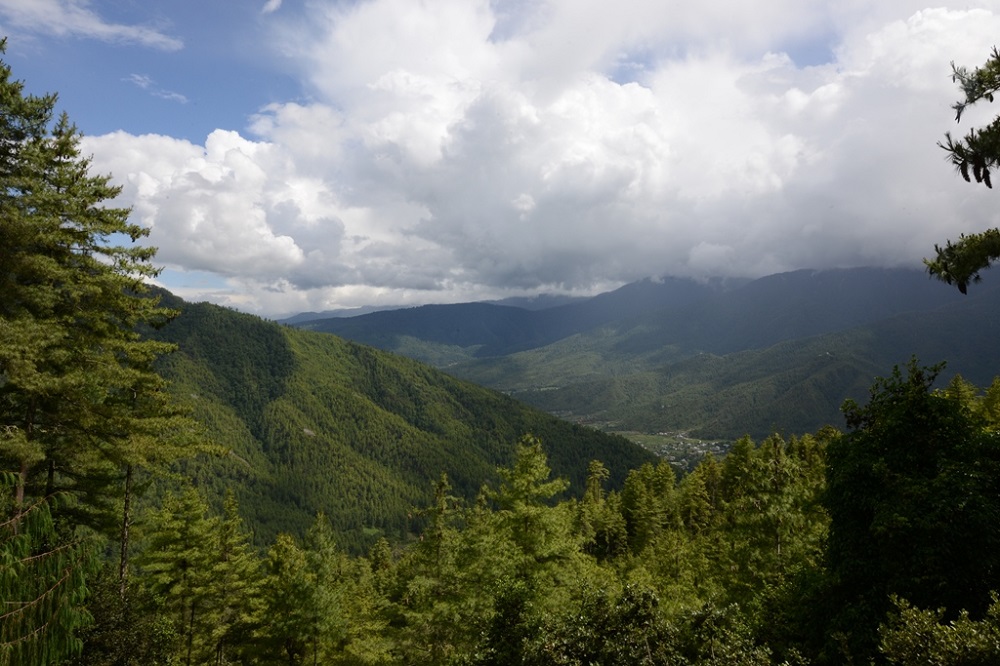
[17,364,1000,666]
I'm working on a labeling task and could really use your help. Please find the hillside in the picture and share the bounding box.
[288,267,1000,439]
[459,279,1000,439]
[149,295,656,550]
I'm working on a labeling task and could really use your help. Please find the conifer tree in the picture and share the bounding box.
[490,435,573,565]
[303,515,390,665]
[259,533,313,665]
[576,460,628,560]
[485,436,596,629]
[393,475,472,665]
[0,54,183,516]
[0,474,93,665]
[138,488,218,665]
[0,39,191,661]
[927,48,1000,292]
[208,491,262,665]
[620,460,679,553]
[718,435,827,611]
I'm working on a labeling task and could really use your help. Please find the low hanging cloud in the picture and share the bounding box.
[84,0,1000,315]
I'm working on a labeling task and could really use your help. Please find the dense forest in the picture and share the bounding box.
[145,293,656,550]
[5,40,1000,666]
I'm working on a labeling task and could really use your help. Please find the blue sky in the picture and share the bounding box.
[3,1,999,317]
[8,1,295,141]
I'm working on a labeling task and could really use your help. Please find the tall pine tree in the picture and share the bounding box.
[0,40,192,662]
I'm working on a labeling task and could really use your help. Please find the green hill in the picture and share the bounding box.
[149,296,655,551]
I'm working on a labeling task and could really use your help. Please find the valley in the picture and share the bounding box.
[289,266,1000,441]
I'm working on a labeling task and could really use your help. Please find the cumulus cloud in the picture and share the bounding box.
[0,0,182,50]
[84,0,1000,315]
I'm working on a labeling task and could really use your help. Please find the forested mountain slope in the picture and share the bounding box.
[460,280,1000,439]
[149,295,656,549]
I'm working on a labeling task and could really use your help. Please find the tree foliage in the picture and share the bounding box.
[822,360,1000,663]
[928,47,1000,292]
[0,39,193,662]
[940,47,1000,189]
[0,475,93,665]
[42,384,1000,665]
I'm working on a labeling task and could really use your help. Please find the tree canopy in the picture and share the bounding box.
[927,47,1000,293]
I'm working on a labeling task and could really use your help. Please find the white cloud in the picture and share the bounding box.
[0,0,182,50]
[86,130,326,281]
[125,73,154,90]
[261,0,283,16]
[124,74,188,104]
[84,1,1000,315]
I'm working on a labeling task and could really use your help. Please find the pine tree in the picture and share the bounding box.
[0,72,183,519]
[0,39,192,662]
[302,515,390,665]
[0,474,93,665]
[138,488,218,665]
[927,48,1000,292]
[718,435,827,611]
[485,436,594,627]
[576,460,628,561]
[392,475,471,665]
[490,435,573,565]
[259,534,312,665]
[208,491,261,665]
[620,460,679,553]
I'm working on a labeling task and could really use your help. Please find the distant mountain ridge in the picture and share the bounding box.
[290,267,963,361]
[279,293,585,326]
[279,304,407,324]
[295,275,726,358]
[598,267,963,357]
[286,267,999,439]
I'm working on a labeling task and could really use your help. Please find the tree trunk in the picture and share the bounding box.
[187,601,196,666]
[46,459,55,500]
[119,464,133,600]
[14,403,36,521]
[15,459,27,509]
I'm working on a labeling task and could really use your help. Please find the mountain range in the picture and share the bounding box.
[289,267,1000,439]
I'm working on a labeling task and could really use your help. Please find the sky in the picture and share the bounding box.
[3,0,1000,317]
